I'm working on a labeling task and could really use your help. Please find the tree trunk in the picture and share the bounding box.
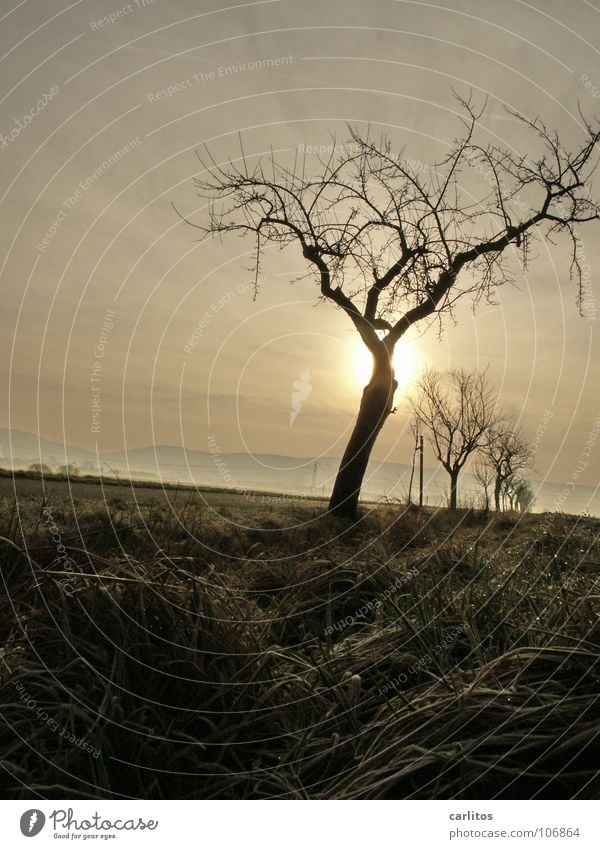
[449,470,459,510]
[494,477,502,511]
[328,357,397,519]
[483,487,490,512]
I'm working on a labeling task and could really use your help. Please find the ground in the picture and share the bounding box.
[0,471,598,799]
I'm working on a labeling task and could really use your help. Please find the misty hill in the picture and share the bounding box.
[0,428,421,499]
[0,428,97,470]
[1,428,598,516]
[100,443,418,500]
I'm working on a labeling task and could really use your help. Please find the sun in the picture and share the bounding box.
[352,338,419,392]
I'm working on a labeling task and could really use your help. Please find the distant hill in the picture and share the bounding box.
[0,428,416,498]
[1,428,598,515]
[0,428,97,470]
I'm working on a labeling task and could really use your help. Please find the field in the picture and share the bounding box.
[0,471,599,799]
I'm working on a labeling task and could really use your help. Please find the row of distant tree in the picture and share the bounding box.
[27,461,81,476]
[409,368,535,512]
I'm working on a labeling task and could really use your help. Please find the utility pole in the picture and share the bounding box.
[419,435,424,508]
[311,460,317,491]
[408,429,418,504]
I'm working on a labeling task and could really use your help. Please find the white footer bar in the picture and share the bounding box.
[1,800,598,848]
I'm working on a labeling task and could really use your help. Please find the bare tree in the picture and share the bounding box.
[410,368,498,509]
[182,96,600,518]
[28,462,52,475]
[481,421,532,511]
[473,461,494,511]
[503,473,536,512]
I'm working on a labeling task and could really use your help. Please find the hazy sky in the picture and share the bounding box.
[1,0,599,487]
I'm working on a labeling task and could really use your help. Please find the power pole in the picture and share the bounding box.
[408,430,418,504]
[419,435,424,508]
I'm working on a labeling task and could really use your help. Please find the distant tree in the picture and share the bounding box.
[28,462,52,475]
[410,368,498,510]
[58,462,78,477]
[503,473,536,512]
[473,461,494,511]
[516,478,536,512]
[481,421,532,511]
[184,96,600,518]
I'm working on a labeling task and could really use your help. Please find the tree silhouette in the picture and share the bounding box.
[503,473,536,512]
[473,461,494,511]
[28,462,52,475]
[410,368,498,509]
[184,96,600,518]
[481,421,532,511]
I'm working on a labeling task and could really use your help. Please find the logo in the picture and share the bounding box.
[20,810,45,837]
[290,369,313,425]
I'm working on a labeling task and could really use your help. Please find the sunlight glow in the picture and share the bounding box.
[352,338,419,392]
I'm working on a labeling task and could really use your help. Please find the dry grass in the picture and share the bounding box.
[0,482,598,799]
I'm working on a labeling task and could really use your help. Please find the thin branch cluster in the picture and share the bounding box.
[410,367,499,479]
[186,95,600,357]
[411,367,536,510]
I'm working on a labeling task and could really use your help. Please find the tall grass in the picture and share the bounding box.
[0,488,598,798]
